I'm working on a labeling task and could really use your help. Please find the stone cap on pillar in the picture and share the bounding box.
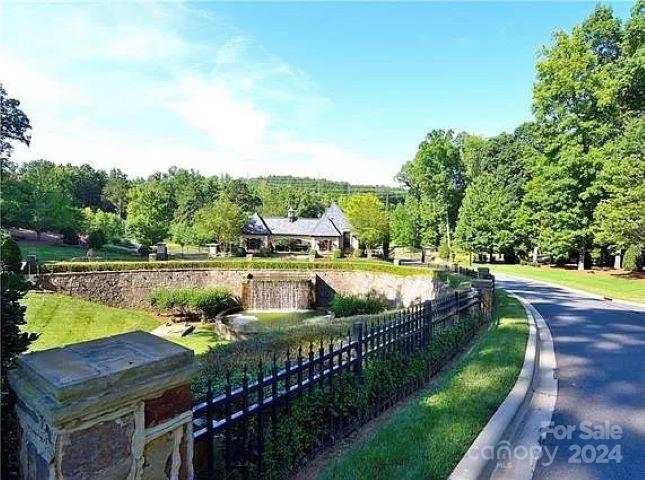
[8,331,198,428]
[472,278,494,290]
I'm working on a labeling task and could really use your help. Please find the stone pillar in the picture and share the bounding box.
[614,249,622,270]
[477,267,490,279]
[472,278,494,322]
[156,242,168,261]
[8,332,198,480]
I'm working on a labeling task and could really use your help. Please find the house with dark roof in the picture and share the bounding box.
[241,203,359,255]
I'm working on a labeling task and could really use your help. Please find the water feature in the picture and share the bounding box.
[242,273,314,310]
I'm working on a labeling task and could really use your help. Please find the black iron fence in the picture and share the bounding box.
[192,289,483,479]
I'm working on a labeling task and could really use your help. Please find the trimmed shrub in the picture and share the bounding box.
[232,246,247,257]
[86,229,106,249]
[60,227,79,245]
[40,259,440,279]
[138,243,151,256]
[0,235,22,273]
[149,287,236,321]
[329,293,388,318]
[331,248,343,259]
[257,246,272,257]
[622,245,644,271]
[352,248,365,258]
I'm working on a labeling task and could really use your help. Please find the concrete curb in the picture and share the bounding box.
[448,294,538,480]
[494,273,645,311]
[489,295,558,480]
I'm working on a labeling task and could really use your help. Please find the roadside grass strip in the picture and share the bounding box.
[318,290,528,480]
[486,264,644,303]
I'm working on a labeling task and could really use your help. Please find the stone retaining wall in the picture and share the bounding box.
[38,269,446,309]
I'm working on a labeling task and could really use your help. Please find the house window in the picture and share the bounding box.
[318,240,331,251]
[246,238,262,251]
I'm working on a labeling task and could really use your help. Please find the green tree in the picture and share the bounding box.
[524,6,624,267]
[1,234,22,273]
[60,163,107,209]
[194,199,249,251]
[170,221,199,255]
[221,177,261,213]
[455,174,518,257]
[125,182,175,245]
[618,0,645,115]
[0,83,31,161]
[9,160,81,239]
[397,130,464,249]
[593,118,645,249]
[390,200,416,247]
[1,240,34,479]
[341,193,389,251]
[82,207,125,243]
[102,168,131,219]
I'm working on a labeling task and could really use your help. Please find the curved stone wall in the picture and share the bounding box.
[38,269,447,309]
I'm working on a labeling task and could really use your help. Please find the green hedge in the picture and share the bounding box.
[149,287,236,320]
[330,293,388,317]
[40,259,437,277]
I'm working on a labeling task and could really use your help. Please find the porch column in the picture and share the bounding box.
[8,332,198,480]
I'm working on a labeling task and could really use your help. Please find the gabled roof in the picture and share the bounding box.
[323,203,352,232]
[242,204,352,238]
[243,213,271,235]
[262,217,342,237]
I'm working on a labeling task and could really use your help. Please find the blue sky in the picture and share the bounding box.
[1,1,633,185]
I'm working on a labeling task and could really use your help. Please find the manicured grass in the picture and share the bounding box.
[22,293,226,354]
[18,242,138,263]
[318,290,528,480]
[484,263,645,303]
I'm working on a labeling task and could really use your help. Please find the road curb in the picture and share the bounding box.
[493,273,645,311]
[448,293,539,480]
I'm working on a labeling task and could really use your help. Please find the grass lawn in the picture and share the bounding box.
[483,263,645,303]
[318,290,528,480]
[18,242,138,263]
[22,293,226,354]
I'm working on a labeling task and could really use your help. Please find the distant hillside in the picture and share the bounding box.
[247,175,407,204]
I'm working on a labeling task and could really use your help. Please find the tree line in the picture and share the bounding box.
[391,3,644,270]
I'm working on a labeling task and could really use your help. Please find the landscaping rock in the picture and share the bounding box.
[151,322,195,337]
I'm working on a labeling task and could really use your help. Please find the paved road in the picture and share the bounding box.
[497,275,645,480]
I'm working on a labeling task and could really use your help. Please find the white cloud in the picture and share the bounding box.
[168,75,270,158]
[4,4,399,186]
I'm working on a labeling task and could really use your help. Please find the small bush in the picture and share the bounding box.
[329,293,388,318]
[353,248,365,258]
[331,248,343,259]
[622,245,644,271]
[60,227,79,245]
[86,229,106,249]
[149,287,236,320]
[1,235,22,273]
[138,243,151,256]
[257,246,272,257]
[233,246,247,257]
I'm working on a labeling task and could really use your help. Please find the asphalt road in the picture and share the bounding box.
[497,275,645,480]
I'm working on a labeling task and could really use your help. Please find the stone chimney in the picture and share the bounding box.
[288,206,296,222]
